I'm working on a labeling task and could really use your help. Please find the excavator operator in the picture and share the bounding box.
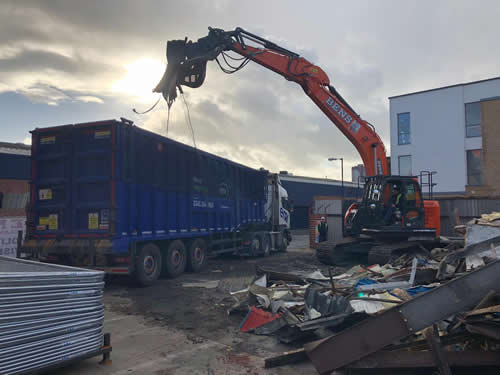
[384,185,403,224]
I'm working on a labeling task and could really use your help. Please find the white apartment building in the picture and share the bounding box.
[389,77,500,195]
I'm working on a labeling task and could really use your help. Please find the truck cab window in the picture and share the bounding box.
[281,197,290,211]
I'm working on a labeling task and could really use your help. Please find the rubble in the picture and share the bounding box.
[227,212,500,374]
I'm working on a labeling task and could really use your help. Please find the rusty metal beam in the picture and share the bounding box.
[424,324,451,375]
[305,260,500,374]
[347,350,500,369]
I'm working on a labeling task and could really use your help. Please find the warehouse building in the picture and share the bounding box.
[0,142,31,257]
[279,173,361,229]
[389,76,500,196]
[0,142,31,212]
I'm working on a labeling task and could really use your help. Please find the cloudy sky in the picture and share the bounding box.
[2,1,499,180]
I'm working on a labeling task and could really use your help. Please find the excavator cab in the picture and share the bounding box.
[345,175,434,240]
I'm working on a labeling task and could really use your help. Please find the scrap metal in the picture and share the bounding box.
[304,260,500,374]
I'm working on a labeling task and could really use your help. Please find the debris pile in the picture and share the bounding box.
[227,214,500,373]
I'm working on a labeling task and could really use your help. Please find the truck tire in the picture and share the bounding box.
[278,231,288,253]
[163,240,187,278]
[250,234,262,257]
[259,234,271,257]
[135,243,162,286]
[187,238,207,272]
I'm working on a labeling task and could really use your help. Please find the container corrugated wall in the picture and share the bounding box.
[112,123,267,250]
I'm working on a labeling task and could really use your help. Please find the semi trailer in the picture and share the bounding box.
[21,118,292,285]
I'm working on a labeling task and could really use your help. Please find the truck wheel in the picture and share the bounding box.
[278,232,289,253]
[163,240,187,278]
[187,238,207,272]
[259,235,270,257]
[250,234,262,257]
[135,243,162,286]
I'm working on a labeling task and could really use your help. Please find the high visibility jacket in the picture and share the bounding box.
[393,193,402,206]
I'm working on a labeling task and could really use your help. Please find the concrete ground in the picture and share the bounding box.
[54,234,325,375]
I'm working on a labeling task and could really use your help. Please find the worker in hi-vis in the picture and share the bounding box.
[317,216,328,243]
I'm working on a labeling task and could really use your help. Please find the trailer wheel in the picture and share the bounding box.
[135,243,162,286]
[187,238,207,272]
[250,234,262,257]
[259,235,271,257]
[278,231,289,253]
[163,240,187,278]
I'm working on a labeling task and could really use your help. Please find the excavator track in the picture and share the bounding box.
[367,242,410,265]
[316,239,372,266]
[316,242,338,266]
[317,239,438,266]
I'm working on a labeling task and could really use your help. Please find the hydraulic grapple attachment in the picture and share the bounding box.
[153,28,236,107]
[153,27,298,107]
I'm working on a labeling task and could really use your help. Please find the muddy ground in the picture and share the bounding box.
[51,234,497,375]
[55,233,331,375]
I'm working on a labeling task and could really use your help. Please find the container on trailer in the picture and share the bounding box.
[22,119,276,284]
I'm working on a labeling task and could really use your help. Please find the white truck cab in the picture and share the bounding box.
[265,174,292,249]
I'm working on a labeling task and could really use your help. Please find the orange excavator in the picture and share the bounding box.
[154,27,441,265]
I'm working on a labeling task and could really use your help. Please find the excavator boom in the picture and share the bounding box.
[155,26,442,266]
[154,27,389,176]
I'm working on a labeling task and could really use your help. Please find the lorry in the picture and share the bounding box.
[21,118,292,285]
[153,26,441,265]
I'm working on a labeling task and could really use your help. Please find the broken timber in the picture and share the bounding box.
[304,259,500,374]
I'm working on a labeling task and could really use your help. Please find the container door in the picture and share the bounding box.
[71,124,114,235]
[32,129,73,236]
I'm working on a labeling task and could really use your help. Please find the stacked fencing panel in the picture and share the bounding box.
[0,256,105,374]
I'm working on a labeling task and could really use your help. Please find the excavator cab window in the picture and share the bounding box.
[382,182,402,208]
[382,183,392,205]
[405,182,417,208]
[364,180,383,203]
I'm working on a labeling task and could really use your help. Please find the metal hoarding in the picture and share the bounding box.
[0,256,105,374]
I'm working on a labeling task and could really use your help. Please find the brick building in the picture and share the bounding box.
[389,77,500,197]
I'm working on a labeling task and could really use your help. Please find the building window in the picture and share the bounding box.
[398,155,412,176]
[465,102,481,137]
[397,112,411,145]
[466,149,483,185]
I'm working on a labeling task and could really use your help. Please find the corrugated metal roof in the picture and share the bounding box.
[279,174,359,187]
[0,142,31,155]
[1,192,29,209]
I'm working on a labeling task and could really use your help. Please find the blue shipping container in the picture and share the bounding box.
[30,119,267,254]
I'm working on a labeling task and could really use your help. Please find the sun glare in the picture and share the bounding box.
[112,59,165,101]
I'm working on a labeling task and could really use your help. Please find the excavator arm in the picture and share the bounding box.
[154,27,389,176]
